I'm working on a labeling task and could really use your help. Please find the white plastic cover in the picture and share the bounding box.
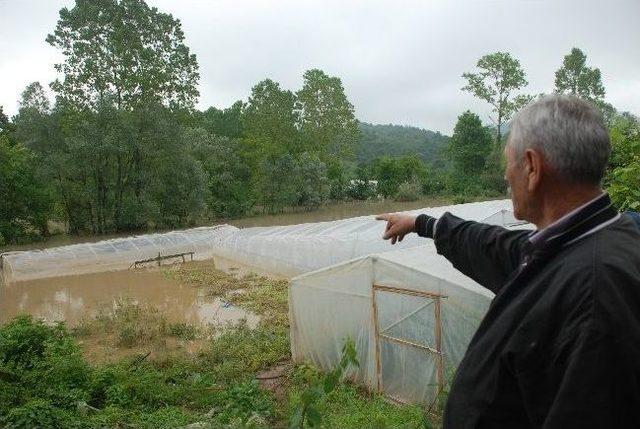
[211,199,519,278]
[1,225,238,283]
[289,240,520,405]
[1,199,523,285]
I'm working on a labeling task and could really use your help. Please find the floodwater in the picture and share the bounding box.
[0,196,456,327]
[0,197,452,253]
[0,269,259,328]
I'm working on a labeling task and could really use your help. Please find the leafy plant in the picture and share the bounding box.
[215,380,274,426]
[289,338,360,428]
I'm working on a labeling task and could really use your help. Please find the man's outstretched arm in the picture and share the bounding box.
[376,212,529,294]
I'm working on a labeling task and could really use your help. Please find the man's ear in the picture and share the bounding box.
[524,148,543,192]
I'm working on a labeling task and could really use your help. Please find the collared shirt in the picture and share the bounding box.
[528,192,620,250]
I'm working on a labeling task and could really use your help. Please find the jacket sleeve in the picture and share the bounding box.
[433,212,530,294]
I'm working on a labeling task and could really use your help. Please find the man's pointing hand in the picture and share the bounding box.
[375,213,417,245]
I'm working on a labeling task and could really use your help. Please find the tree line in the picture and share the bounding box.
[1,0,638,246]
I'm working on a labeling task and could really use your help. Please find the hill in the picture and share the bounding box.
[356,122,450,167]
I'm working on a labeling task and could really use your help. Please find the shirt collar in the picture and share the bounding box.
[528,192,607,246]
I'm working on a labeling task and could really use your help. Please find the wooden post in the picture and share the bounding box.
[157,252,161,267]
[372,285,382,392]
[434,297,444,392]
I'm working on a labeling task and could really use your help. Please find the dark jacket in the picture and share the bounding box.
[428,199,640,428]
[626,211,640,229]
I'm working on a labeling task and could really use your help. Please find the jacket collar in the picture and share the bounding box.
[523,193,618,259]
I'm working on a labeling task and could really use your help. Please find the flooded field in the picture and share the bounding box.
[0,268,259,328]
[0,196,453,253]
[0,196,457,328]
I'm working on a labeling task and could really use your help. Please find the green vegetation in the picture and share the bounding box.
[2,0,637,245]
[0,264,430,428]
[462,51,533,144]
[356,123,449,167]
[289,339,360,428]
[554,47,615,123]
[606,113,640,211]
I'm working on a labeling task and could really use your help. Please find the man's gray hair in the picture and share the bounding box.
[508,94,610,185]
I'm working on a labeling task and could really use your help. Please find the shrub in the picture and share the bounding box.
[394,181,421,202]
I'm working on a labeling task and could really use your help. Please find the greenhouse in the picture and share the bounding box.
[1,199,522,284]
[210,199,524,278]
[0,225,238,283]
[288,234,533,406]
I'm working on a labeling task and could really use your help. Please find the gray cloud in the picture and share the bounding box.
[1,0,638,134]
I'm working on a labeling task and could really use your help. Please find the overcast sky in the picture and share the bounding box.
[1,0,639,134]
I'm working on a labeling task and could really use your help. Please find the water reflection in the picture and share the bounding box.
[0,269,259,328]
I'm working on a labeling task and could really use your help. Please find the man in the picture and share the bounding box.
[377,95,640,428]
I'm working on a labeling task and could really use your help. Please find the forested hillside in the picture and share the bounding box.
[356,122,449,166]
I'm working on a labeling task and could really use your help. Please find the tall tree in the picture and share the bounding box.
[554,47,614,122]
[0,106,15,137]
[46,0,199,110]
[14,82,53,151]
[554,48,605,101]
[296,69,359,200]
[462,52,531,144]
[242,79,299,159]
[0,135,51,244]
[242,79,300,211]
[18,82,50,114]
[200,101,245,139]
[296,69,359,160]
[448,111,493,176]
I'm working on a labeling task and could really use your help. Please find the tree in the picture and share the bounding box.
[0,136,52,244]
[462,52,532,144]
[554,48,605,101]
[188,127,253,218]
[47,0,199,111]
[0,106,15,137]
[370,154,427,198]
[19,82,50,114]
[14,82,53,151]
[606,113,640,211]
[296,69,359,160]
[199,101,245,139]
[242,79,299,159]
[554,47,614,122]
[293,152,330,209]
[448,111,492,176]
[242,79,301,211]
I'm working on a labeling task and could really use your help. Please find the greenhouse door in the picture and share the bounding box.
[372,284,446,405]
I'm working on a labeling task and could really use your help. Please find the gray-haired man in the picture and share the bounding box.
[377,95,640,428]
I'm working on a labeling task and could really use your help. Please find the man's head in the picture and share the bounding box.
[504,95,610,224]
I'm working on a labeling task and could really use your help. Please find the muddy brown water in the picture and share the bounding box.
[0,197,452,253]
[0,269,259,328]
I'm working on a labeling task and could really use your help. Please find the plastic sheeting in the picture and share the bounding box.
[1,199,526,284]
[1,225,238,283]
[212,199,523,278]
[289,237,530,405]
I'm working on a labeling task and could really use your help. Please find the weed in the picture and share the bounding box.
[213,380,275,426]
[168,322,199,340]
[289,338,359,428]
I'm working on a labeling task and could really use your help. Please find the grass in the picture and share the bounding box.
[0,262,434,428]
